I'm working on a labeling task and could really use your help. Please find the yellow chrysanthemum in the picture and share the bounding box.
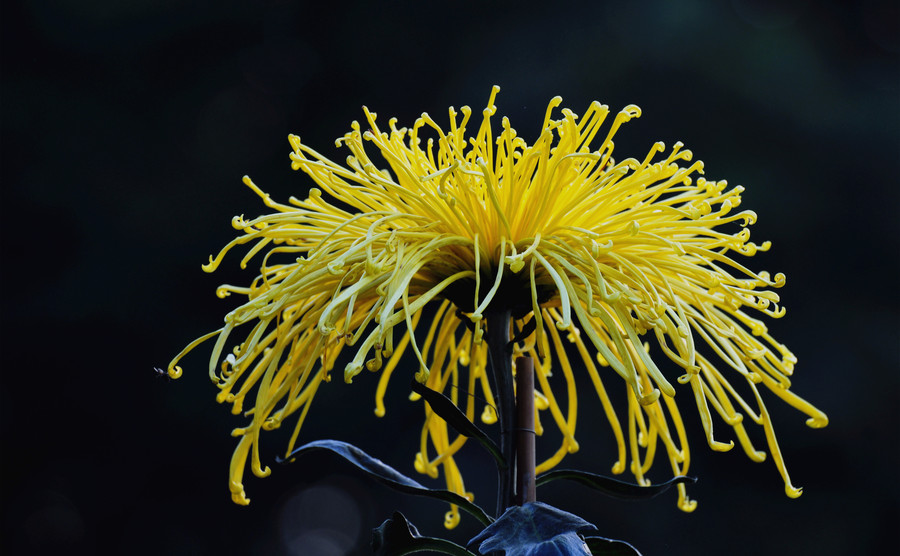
[169,86,827,528]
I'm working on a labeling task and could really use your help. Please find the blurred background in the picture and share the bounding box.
[1,0,897,554]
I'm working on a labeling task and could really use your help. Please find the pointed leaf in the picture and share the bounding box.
[583,536,643,556]
[279,439,492,526]
[410,380,505,468]
[536,470,695,501]
[373,512,477,556]
[467,502,598,556]
[508,317,537,350]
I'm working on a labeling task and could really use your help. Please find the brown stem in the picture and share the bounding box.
[515,356,536,505]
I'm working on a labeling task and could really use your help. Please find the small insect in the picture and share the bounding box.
[153,367,171,381]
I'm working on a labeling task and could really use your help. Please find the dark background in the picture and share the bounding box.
[2,1,898,555]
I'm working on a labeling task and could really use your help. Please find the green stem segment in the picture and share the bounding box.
[486,310,538,514]
[485,309,515,516]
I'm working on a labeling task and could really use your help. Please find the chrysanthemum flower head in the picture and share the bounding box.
[169,86,827,527]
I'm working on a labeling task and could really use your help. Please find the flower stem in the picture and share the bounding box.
[515,356,536,505]
[485,308,515,516]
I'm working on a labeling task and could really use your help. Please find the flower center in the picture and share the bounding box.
[439,268,554,319]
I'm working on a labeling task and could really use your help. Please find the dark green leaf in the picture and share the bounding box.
[279,439,493,526]
[467,502,598,556]
[536,470,695,500]
[410,380,506,468]
[373,512,478,556]
[507,318,537,351]
[583,536,643,556]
